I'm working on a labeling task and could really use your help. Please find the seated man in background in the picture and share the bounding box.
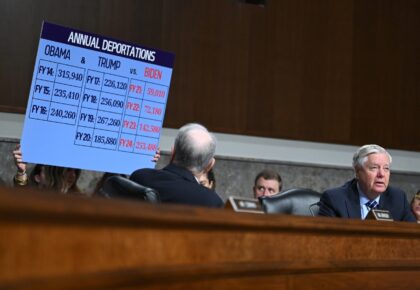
[130,123,223,208]
[318,144,415,222]
[253,169,282,198]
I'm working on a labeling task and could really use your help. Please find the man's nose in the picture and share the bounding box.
[377,168,385,177]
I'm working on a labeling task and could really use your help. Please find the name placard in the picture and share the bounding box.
[366,209,394,222]
[225,196,265,214]
[21,22,175,174]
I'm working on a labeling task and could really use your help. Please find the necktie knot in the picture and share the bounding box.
[365,200,378,209]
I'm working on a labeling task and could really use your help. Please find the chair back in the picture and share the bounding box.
[99,175,160,203]
[259,188,322,216]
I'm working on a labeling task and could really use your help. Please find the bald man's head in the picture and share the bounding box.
[172,123,216,174]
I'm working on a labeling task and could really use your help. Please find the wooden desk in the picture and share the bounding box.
[0,186,419,289]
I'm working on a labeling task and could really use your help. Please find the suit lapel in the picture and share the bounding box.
[345,179,362,219]
[378,189,390,210]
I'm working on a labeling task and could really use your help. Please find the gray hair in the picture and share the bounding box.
[172,123,217,174]
[352,144,392,169]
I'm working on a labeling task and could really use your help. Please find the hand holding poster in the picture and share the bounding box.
[21,22,175,174]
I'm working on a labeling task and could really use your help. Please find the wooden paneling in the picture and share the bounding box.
[0,0,419,150]
[245,0,353,142]
[1,186,420,289]
[0,0,163,112]
[350,0,420,150]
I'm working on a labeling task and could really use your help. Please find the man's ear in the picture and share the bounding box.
[204,158,215,173]
[354,167,360,180]
[252,186,258,199]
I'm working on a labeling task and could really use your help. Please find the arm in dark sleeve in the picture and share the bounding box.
[318,191,338,217]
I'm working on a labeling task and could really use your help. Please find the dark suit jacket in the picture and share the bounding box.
[318,179,416,222]
[130,163,223,208]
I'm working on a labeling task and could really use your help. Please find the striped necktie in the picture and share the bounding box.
[365,200,378,210]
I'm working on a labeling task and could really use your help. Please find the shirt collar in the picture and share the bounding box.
[357,182,381,206]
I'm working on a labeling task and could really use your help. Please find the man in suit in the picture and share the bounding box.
[318,144,415,222]
[130,123,223,208]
